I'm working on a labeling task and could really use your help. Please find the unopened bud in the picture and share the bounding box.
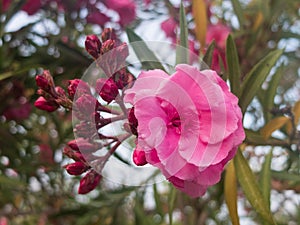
[78,170,102,194]
[96,78,119,103]
[74,94,97,117]
[113,69,135,89]
[64,161,90,175]
[101,28,115,42]
[67,138,95,151]
[68,79,90,99]
[101,39,115,54]
[85,35,102,59]
[34,96,59,112]
[133,148,147,166]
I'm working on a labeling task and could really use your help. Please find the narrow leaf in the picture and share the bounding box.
[225,161,240,225]
[126,28,165,71]
[230,0,245,27]
[240,49,283,113]
[192,0,207,50]
[226,35,241,97]
[263,66,283,122]
[260,151,272,207]
[202,40,215,69]
[176,2,189,64]
[260,116,289,140]
[168,185,177,225]
[234,149,276,225]
[153,183,164,217]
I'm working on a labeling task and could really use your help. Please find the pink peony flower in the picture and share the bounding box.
[124,64,245,197]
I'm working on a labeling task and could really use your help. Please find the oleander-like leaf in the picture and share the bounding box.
[234,149,276,225]
[230,0,245,27]
[226,35,241,97]
[260,151,272,207]
[225,161,240,225]
[176,2,189,64]
[126,28,165,71]
[240,49,283,113]
[260,116,289,140]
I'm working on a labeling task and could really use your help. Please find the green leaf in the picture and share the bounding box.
[234,149,276,225]
[153,183,164,217]
[168,185,177,225]
[224,161,240,225]
[230,0,245,27]
[261,66,283,122]
[226,35,241,97]
[176,2,189,64]
[202,40,215,69]
[126,28,165,71]
[240,49,283,113]
[260,151,272,208]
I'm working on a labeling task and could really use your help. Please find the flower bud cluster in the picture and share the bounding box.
[36,28,137,195]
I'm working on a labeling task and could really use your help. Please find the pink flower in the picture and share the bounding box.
[161,18,177,40]
[205,24,231,72]
[104,0,136,26]
[124,64,245,197]
[86,11,110,27]
[206,24,231,49]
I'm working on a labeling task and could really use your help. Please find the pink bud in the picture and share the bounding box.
[67,138,95,151]
[74,94,97,117]
[63,146,86,162]
[101,28,116,42]
[68,79,90,99]
[78,170,102,194]
[34,96,59,112]
[35,70,55,93]
[85,35,102,59]
[55,86,66,96]
[133,148,147,166]
[64,161,89,175]
[112,69,135,89]
[96,78,119,103]
[101,39,115,54]
[36,75,50,92]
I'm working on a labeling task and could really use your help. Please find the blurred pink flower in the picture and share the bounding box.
[161,17,177,40]
[39,144,54,165]
[0,217,8,225]
[205,24,231,72]
[86,11,110,27]
[104,0,136,26]
[3,102,32,121]
[125,64,244,197]
[206,24,231,49]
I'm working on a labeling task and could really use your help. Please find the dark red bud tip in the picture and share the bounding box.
[96,78,119,103]
[128,107,138,135]
[78,170,102,194]
[133,149,147,166]
[35,75,50,92]
[85,35,102,59]
[34,96,59,112]
[64,161,89,175]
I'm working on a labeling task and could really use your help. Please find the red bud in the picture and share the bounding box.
[34,96,59,112]
[85,35,102,59]
[78,170,102,194]
[64,161,89,175]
